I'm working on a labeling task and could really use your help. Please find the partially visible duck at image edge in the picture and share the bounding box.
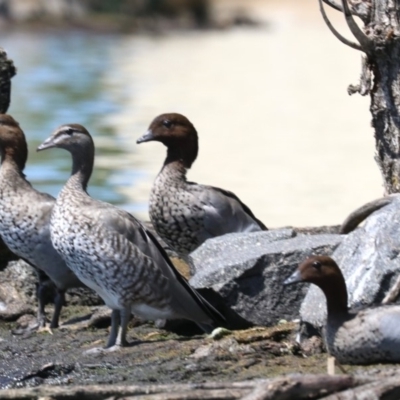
[284,255,400,364]
[137,113,267,259]
[0,114,84,332]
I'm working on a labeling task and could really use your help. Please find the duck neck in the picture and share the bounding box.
[161,157,188,181]
[164,136,198,170]
[68,146,94,191]
[320,278,349,316]
[0,145,27,176]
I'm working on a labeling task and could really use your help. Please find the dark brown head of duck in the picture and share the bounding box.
[0,114,27,171]
[284,255,348,314]
[137,113,199,169]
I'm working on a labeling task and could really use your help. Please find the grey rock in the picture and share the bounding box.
[300,196,400,330]
[190,229,342,326]
[0,259,102,320]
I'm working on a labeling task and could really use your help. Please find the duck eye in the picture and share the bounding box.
[65,128,74,135]
[312,261,322,269]
[162,120,173,129]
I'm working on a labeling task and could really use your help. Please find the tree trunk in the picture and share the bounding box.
[321,0,400,194]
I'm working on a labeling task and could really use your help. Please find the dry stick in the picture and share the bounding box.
[0,376,373,400]
[321,376,400,400]
[241,375,370,400]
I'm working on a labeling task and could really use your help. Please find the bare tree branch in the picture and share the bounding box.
[322,0,343,12]
[341,0,374,53]
[319,0,363,51]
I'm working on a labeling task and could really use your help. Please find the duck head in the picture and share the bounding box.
[37,124,93,153]
[284,256,343,286]
[284,255,348,314]
[137,113,199,168]
[37,124,94,188]
[0,114,27,170]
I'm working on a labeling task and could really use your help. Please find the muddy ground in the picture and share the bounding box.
[0,304,397,392]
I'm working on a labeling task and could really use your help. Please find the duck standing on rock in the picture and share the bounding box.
[37,123,225,351]
[284,255,400,364]
[137,113,267,259]
[0,114,84,332]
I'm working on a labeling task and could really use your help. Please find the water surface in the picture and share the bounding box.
[2,0,382,227]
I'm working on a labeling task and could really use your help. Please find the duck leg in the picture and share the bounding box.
[35,274,55,334]
[84,308,131,354]
[12,270,53,335]
[105,308,130,350]
[36,280,48,328]
[115,308,130,347]
[105,309,121,348]
[50,288,66,329]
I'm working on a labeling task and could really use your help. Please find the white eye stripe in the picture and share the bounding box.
[55,133,72,142]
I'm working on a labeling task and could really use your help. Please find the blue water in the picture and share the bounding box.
[2,31,134,207]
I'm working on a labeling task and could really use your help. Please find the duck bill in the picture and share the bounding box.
[283,269,302,285]
[37,136,56,152]
[136,129,155,144]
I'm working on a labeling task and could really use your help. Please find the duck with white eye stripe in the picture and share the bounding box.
[37,123,225,351]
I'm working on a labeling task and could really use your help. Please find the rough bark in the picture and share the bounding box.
[320,0,400,194]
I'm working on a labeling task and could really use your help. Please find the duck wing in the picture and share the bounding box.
[189,183,267,240]
[95,202,225,327]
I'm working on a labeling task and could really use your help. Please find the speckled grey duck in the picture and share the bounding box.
[0,114,83,330]
[37,124,224,349]
[137,113,267,257]
[284,256,400,365]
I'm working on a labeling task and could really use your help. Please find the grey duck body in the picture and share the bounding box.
[137,113,267,257]
[38,123,224,348]
[0,115,83,329]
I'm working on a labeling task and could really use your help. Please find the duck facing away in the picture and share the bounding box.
[284,255,400,364]
[136,113,267,258]
[0,114,84,331]
[37,124,225,350]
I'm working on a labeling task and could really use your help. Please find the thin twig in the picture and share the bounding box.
[322,0,343,12]
[319,0,363,51]
[341,0,374,53]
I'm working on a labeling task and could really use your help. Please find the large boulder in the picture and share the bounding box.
[190,229,342,326]
[0,259,102,320]
[300,196,400,330]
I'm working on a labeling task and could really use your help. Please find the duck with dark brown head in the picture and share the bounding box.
[137,113,267,259]
[285,255,400,364]
[0,114,84,332]
[38,123,225,351]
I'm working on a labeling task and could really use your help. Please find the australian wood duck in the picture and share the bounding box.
[284,255,400,364]
[0,114,83,331]
[136,113,267,258]
[37,123,225,350]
